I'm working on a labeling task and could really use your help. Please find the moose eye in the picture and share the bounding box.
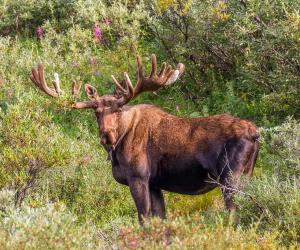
[96,107,104,113]
[104,100,114,106]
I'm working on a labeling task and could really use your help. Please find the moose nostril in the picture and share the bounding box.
[100,134,107,145]
[100,131,116,146]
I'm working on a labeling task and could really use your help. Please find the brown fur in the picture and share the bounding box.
[95,103,259,223]
[30,56,259,224]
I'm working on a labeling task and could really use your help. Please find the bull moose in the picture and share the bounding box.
[30,54,259,223]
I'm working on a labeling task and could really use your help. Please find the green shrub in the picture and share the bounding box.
[0,94,92,204]
[0,189,107,249]
[0,0,150,48]
[255,117,299,178]
[31,161,136,230]
[150,0,300,123]
[236,118,300,244]
[237,176,300,245]
[265,117,300,179]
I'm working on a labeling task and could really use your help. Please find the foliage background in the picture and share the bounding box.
[0,0,299,248]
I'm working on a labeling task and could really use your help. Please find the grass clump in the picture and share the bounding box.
[0,190,107,249]
[118,216,283,249]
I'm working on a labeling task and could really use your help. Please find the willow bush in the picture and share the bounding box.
[149,0,300,124]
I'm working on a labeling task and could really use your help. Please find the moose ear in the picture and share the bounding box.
[85,84,98,100]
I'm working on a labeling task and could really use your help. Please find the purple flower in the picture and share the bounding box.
[83,154,91,162]
[81,154,92,166]
[94,26,102,37]
[93,23,102,43]
[36,26,44,39]
[89,57,97,65]
[103,17,111,26]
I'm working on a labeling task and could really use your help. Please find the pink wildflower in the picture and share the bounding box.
[89,57,97,65]
[93,23,102,43]
[103,17,111,26]
[83,155,91,162]
[81,154,92,166]
[35,26,44,39]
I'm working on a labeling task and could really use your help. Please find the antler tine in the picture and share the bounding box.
[31,67,41,89]
[30,63,59,97]
[123,72,134,96]
[149,54,157,78]
[111,75,127,93]
[132,54,185,98]
[112,72,134,94]
[112,72,134,106]
[72,80,83,98]
[52,73,62,95]
[166,63,185,85]
[38,63,59,97]
[30,63,86,101]
[158,62,167,77]
[30,63,99,110]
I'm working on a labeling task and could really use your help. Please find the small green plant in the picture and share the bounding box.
[0,190,107,249]
[237,176,300,245]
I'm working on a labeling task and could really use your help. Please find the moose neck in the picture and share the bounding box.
[113,106,137,149]
[111,111,126,150]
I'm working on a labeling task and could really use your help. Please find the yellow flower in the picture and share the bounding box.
[157,0,192,16]
[157,0,177,12]
[212,0,231,22]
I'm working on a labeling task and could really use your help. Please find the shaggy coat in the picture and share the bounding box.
[99,104,259,221]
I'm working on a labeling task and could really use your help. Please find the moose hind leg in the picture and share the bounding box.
[128,176,151,224]
[217,138,253,211]
[150,188,166,219]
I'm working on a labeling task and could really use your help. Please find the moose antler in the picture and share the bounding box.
[133,54,185,97]
[72,80,82,98]
[30,54,185,109]
[111,73,134,106]
[30,63,82,99]
[111,54,185,106]
[30,63,99,109]
[30,63,60,97]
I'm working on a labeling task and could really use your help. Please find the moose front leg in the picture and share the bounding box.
[128,176,151,224]
[150,188,166,219]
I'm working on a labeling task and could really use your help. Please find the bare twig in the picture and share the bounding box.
[15,159,41,207]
